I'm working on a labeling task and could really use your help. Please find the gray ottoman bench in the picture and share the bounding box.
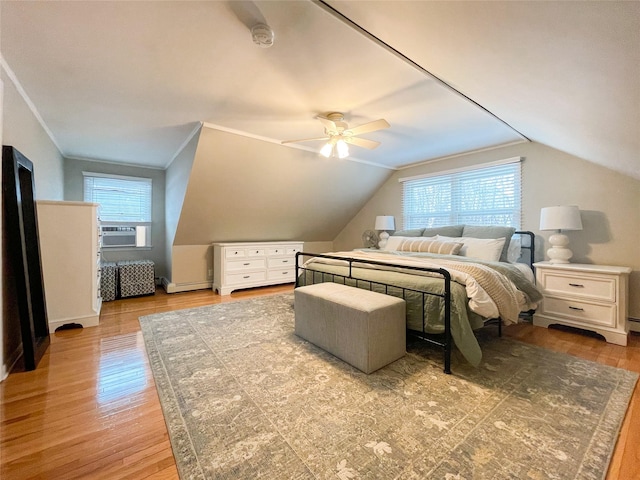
[294,282,406,374]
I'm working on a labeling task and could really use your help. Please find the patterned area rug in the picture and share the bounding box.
[139,293,637,479]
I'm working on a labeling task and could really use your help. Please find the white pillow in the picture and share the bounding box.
[384,235,436,251]
[437,235,506,262]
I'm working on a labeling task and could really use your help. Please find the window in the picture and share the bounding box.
[400,158,521,229]
[83,172,152,248]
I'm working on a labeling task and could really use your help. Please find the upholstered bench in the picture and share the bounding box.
[294,282,406,374]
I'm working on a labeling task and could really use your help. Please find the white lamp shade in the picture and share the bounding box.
[319,143,333,158]
[539,205,583,231]
[374,215,395,231]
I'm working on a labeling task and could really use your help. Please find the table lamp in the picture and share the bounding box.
[539,205,583,264]
[375,215,395,249]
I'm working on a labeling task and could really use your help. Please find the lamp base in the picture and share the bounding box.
[547,233,573,264]
[378,231,390,249]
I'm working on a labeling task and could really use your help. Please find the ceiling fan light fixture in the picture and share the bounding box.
[282,112,388,159]
[336,139,349,159]
[319,142,333,158]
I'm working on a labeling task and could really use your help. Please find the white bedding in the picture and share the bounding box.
[512,261,535,283]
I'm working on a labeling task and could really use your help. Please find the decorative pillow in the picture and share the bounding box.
[384,235,435,251]
[392,228,425,237]
[396,238,464,255]
[437,235,506,262]
[421,225,464,237]
[461,225,516,262]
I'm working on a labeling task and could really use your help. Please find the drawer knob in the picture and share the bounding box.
[243,275,250,279]
[568,306,585,311]
[569,283,584,288]
[282,260,288,263]
[244,263,250,266]
[282,271,288,275]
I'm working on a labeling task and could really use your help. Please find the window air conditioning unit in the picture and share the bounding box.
[101,226,140,248]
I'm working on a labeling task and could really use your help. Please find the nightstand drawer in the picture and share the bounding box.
[539,271,616,302]
[540,297,617,328]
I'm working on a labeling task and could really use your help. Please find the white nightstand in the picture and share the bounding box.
[533,262,632,346]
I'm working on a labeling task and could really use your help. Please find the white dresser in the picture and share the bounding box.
[533,262,631,345]
[212,241,303,295]
[36,201,102,330]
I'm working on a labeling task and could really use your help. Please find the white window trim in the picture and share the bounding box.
[398,156,522,184]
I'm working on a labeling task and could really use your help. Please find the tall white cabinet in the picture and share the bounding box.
[36,201,102,330]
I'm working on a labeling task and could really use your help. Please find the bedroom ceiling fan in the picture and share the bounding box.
[281,112,390,159]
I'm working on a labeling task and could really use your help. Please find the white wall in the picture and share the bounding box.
[335,141,640,319]
[1,68,64,200]
[1,65,65,379]
[164,126,201,288]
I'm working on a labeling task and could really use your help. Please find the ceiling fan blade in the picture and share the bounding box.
[317,115,338,134]
[281,136,329,145]
[347,118,390,136]
[345,136,381,150]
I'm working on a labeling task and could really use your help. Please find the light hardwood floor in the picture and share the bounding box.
[1,285,638,479]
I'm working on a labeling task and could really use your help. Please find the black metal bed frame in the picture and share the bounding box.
[294,231,535,374]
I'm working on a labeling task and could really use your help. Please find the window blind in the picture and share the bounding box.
[83,173,152,223]
[401,160,521,230]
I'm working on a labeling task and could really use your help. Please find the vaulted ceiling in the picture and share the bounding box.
[1,1,638,178]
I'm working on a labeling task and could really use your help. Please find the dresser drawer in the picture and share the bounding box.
[225,248,246,259]
[246,248,265,257]
[286,245,302,255]
[268,257,294,268]
[540,296,617,328]
[267,268,296,282]
[225,271,266,286]
[539,271,616,302]
[226,258,266,272]
[267,247,287,256]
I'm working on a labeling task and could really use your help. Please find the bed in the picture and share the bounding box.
[295,226,543,373]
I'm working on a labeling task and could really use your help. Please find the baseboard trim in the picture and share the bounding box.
[629,317,640,333]
[1,345,24,382]
[49,314,100,332]
[163,278,212,294]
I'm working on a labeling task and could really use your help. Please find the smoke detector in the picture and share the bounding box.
[251,23,275,48]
